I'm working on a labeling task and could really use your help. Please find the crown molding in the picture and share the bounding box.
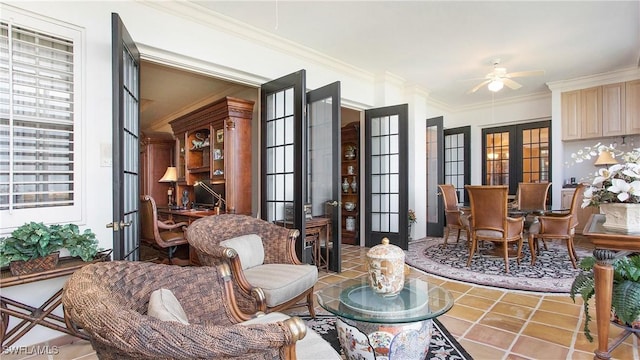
[139,1,374,83]
[547,67,640,92]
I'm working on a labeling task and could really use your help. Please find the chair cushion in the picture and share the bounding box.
[147,288,189,325]
[475,229,504,238]
[244,264,318,308]
[241,312,341,360]
[220,234,264,270]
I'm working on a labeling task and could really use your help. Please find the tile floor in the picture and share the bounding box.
[4,238,639,360]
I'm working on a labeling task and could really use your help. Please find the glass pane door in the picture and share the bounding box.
[444,126,471,206]
[426,117,443,237]
[307,81,341,272]
[261,70,308,262]
[365,104,408,250]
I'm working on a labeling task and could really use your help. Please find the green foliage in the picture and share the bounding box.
[570,254,640,342]
[0,222,100,267]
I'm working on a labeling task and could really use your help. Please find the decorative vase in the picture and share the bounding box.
[9,252,60,276]
[599,203,640,232]
[344,146,356,160]
[366,237,405,296]
[350,176,358,193]
[344,202,356,211]
[342,178,350,193]
[346,216,356,231]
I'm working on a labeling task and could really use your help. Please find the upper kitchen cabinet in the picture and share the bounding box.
[626,79,640,135]
[561,80,639,141]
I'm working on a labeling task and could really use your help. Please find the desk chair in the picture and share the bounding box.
[140,195,189,265]
[465,185,525,273]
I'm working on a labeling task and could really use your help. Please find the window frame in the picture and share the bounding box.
[1,5,85,229]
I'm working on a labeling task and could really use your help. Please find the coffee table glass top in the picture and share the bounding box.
[316,275,453,324]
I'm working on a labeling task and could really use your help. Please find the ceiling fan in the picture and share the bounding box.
[467,59,545,94]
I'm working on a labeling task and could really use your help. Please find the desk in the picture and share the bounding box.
[157,208,218,224]
[274,217,332,271]
[583,214,640,360]
[0,250,111,348]
[316,274,453,359]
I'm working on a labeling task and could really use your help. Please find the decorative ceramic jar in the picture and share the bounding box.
[342,178,350,193]
[344,202,356,211]
[350,176,358,193]
[599,203,640,232]
[346,216,356,231]
[366,237,405,296]
[344,145,356,160]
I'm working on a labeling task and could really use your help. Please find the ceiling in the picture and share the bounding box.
[141,1,639,130]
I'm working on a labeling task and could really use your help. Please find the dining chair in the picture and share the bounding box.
[465,185,525,273]
[517,182,552,211]
[527,183,586,269]
[438,184,469,247]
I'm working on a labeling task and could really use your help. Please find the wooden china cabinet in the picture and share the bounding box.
[169,96,254,215]
[341,122,360,245]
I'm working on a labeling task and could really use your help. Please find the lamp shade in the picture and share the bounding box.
[594,151,618,166]
[488,79,504,92]
[159,166,178,182]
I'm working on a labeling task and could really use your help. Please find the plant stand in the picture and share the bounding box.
[583,214,640,360]
[0,250,111,348]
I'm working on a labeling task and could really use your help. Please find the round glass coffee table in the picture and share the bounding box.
[316,274,453,360]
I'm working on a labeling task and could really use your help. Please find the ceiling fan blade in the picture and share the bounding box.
[467,79,491,94]
[503,78,522,90]
[506,70,545,78]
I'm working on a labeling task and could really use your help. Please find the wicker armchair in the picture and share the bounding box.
[62,261,334,360]
[187,214,318,317]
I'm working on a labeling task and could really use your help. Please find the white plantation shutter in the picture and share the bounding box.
[0,8,83,227]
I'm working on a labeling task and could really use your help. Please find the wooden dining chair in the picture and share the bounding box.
[465,185,525,273]
[517,182,551,211]
[527,184,586,269]
[438,184,469,247]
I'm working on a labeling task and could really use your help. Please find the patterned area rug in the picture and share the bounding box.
[301,315,472,360]
[405,237,592,293]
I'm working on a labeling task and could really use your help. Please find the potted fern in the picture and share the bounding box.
[0,222,100,275]
[570,254,640,341]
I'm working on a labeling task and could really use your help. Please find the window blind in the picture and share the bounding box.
[0,21,75,210]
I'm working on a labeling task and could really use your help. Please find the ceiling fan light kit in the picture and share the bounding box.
[488,79,504,92]
[467,58,545,94]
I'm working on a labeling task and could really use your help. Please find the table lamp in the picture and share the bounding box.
[594,151,618,166]
[159,166,178,208]
[194,181,226,213]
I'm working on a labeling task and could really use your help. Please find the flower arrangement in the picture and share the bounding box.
[408,209,417,225]
[571,144,640,208]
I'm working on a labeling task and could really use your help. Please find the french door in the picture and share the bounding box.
[261,71,342,271]
[443,126,471,206]
[482,120,551,195]
[364,105,409,250]
[111,13,140,261]
[426,117,444,237]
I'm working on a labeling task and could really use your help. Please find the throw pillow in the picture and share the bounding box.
[148,288,189,325]
[220,234,264,269]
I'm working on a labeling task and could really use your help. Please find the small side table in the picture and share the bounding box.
[0,250,111,348]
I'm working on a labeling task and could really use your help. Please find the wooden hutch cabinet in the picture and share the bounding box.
[140,132,174,208]
[169,96,254,215]
[341,122,360,245]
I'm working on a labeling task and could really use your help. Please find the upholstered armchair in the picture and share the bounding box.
[438,184,470,247]
[62,261,339,360]
[527,184,586,269]
[187,214,318,316]
[516,182,552,210]
[465,185,525,273]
